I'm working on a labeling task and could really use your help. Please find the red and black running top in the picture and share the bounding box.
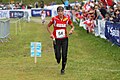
[49,15,72,39]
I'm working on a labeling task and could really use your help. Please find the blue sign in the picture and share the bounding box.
[31,9,52,17]
[31,42,42,57]
[105,21,120,46]
[9,11,24,18]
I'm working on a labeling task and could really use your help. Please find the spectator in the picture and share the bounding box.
[108,6,114,16]
[75,0,79,6]
[40,0,44,8]
[34,1,39,8]
[86,10,95,33]
[50,1,56,6]
[113,9,120,22]
[99,5,107,18]
[27,3,33,9]
[61,0,69,10]
[94,5,104,20]
[21,4,25,9]
[40,10,46,24]
[105,13,110,21]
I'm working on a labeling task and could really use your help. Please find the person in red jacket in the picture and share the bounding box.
[47,6,74,75]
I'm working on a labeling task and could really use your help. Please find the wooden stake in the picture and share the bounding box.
[34,42,37,64]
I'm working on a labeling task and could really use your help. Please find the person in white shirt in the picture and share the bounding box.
[40,10,46,24]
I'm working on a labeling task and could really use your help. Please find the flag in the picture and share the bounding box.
[101,0,113,6]
[101,0,107,5]
[106,0,113,6]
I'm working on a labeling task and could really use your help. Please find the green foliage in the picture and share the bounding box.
[0,17,120,80]
[2,0,76,5]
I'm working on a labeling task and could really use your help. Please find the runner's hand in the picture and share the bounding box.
[50,34,54,39]
[69,29,74,35]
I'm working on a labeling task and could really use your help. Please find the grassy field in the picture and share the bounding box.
[0,17,120,80]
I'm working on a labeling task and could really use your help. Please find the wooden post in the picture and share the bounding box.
[34,42,37,64]
[16,22,17,35]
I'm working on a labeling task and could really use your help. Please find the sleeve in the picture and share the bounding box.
[68,18,73,25]
[49,17,54,24]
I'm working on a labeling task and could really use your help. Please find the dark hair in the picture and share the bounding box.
[109,6,114,10]
[57,6,64,12]
[114,9,120,16]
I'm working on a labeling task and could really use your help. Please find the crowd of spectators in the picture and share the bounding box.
[0,0,45,10]
[0,2,27,10]
[0,0,120,26]
[69,0,120,33]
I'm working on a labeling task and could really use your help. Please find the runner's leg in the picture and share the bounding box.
[53,39,62,64]
[61,38,68,70]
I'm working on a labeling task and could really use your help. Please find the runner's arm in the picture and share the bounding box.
[47,22,54,39]
[69,23,75,35]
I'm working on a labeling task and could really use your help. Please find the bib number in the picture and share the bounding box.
[56,29,65,38]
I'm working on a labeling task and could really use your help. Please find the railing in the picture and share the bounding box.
[0,19,10,42]
[79,19,120,47]
[10,18,25,35]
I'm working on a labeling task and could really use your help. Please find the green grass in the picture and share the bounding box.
[0,17,120,80]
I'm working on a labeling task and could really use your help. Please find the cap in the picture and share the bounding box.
[57,6,64,12]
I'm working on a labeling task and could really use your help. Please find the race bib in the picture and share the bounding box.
[56,29,65,38]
